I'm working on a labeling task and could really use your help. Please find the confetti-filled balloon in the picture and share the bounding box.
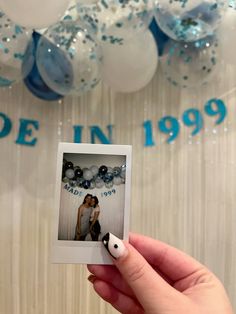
[160,36,220,89]
[155,0,226,42]
[0,12,31,86]
[0,0,70,29]
[113,167,121,177]
[101,29,158,93]
[229,0,236,9]
[77,0,154,44]
[36,20,102,96]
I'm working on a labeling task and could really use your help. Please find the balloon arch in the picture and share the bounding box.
[0,0,234,100]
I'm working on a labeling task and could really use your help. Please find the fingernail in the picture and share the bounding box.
[88,275,96,284]
[102,232,127,260]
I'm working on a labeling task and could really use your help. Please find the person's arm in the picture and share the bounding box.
[87,232,234,314]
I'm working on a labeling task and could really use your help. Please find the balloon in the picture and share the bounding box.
[0,12,31,86]
[95,177,104,188]
[74,167,83,178]
[63,2,78,21]
[65,168,75,179]
[105,181,113,189]
[113,167,121,177]
[89,180,96,189]
[83,180,91,189]
[103,171,114,183]
[83,169,93,181]
[69,179,77,187]
[77,0,154,43]
[36,20,102,96]
[99,165,108,176]
[23,32,64,101]
[90,165,99,176]
[154,0,226,42]
[149,17,170,56]
[0,0,70,29]
[229,0,236,9]
[113,176,122,185]
[76,177,84,187]
[217,7,236,66]
[62,177,69,183]
[160,36,220,89]
[65,161,74,169]
[101,29,158,93]
[120,165,126,178]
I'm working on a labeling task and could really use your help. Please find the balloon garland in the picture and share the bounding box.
[0,0,233,100]
[62,160,126,190]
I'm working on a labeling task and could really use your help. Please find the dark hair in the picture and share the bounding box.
[83,194,92,204]
[91,196,99,207]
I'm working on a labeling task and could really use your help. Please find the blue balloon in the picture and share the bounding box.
[23,32,64,101]
[83,180,91,189]
[149,18,170,56]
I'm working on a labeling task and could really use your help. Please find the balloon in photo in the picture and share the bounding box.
[90,165,99,176]
[154,0,226,42]
[101,29,158,93]
[83,169,93,181]
[0,12,31,86]
[113,176,122,185]
[65,168,75,179]
[36,20,102,96]
[0,0,71,29]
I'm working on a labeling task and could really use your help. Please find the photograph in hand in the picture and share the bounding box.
[52,143,132,264]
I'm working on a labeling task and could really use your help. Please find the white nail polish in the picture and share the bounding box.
[102,232,127,259]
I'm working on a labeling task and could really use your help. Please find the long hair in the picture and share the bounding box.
[83,194,92,204]
[91,196,99,207]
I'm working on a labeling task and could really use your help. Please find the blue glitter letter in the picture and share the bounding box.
[15,119,39,146]
[73,125,83,143]
[0,112,12,138]
[90,125,113,144]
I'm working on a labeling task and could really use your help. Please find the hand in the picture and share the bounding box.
[87,233,233,314]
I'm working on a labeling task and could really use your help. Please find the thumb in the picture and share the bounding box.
[102,233,181,313]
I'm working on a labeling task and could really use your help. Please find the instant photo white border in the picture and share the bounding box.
[51,143,132,264]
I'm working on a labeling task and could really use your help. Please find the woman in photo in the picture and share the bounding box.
[74,194,93,241]
[90,196,101,241]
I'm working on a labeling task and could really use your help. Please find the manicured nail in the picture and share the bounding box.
[102,232,127,259]
[88,275,96,284]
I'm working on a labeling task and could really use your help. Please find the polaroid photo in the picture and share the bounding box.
[52,143,132,264]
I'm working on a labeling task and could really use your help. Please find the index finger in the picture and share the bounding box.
[129,233,205,282]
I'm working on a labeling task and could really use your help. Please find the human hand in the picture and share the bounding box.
[87,233,234,314]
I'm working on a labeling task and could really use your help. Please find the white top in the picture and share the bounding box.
[90,206,100,221]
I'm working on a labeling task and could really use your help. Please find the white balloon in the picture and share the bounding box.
[90,165,99,176]
[65,169,74,179]
[83,169,93,181]
[101,29,158,93]
[95,178,104,188]
[0,13,32,85]
[113,176,122,185]
[0,0,70,28]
